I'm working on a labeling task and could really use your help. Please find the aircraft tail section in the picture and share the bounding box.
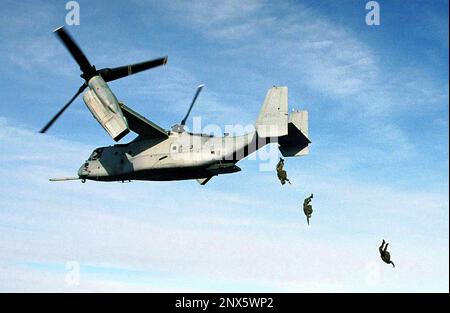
[255,86,310,157]
[278,110,310,157]
[255,86,288,138]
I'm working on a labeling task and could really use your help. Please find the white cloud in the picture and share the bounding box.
[163,0,263,29]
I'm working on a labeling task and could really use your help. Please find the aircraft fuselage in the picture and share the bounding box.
[78,130,270,182]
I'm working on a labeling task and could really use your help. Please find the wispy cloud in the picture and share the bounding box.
[0,118,448,292]
[0,0,448,292]
[156,0,448,161]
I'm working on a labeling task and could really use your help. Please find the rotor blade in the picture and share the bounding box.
[54,26,96,79]
[39,84,87,133]
[181,84,204,126]
[98,56,168,82]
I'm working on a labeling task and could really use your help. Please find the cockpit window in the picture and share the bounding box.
[88,148,104,161]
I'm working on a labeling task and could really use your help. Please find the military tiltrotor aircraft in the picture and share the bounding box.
[41,27,311,185]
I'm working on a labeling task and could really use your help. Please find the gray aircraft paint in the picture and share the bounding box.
[74,86,310,184]
[42,28,310,185]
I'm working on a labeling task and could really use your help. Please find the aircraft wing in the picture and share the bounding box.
[119,103,168,139]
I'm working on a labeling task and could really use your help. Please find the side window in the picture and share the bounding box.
[88,148,103,160]
[170,144,180,153]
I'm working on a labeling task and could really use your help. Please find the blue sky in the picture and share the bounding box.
[0,0,448,292]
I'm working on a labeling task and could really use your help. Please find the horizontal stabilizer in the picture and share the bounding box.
[119,103,168,139]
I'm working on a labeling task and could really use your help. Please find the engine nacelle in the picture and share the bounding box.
[83,76,129,141]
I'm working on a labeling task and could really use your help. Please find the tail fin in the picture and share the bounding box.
[255,86,310,157]
[278,110,310,157]
[255,86,288,138]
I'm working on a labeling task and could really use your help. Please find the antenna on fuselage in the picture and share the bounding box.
[172,84,204,133]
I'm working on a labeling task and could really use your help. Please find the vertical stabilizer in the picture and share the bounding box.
[255,86,288,138]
